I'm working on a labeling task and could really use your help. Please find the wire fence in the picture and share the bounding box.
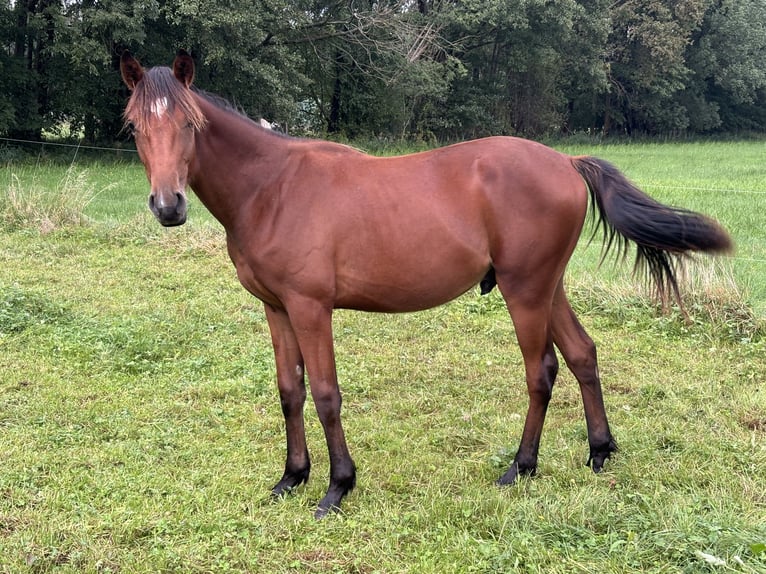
[0,136,137,154]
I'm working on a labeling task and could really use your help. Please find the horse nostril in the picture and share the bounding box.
[148,190,187,226]
[149,192,184,212]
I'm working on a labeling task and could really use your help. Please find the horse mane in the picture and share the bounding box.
[123,66,207,133]
[191,87,246,120]
[125,65,291,139]
[192,88,290,137]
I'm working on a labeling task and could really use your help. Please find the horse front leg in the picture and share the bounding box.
[264,304,311,496]
[287,298,356,519]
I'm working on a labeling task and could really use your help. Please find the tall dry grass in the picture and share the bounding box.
[1,167,109,232]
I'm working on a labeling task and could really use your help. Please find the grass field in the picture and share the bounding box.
[1,140,765,573]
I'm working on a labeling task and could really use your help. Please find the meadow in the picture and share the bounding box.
[0,140,764,573]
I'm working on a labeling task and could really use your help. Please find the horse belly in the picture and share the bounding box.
[333,230,490,313]
[334,270,488,313]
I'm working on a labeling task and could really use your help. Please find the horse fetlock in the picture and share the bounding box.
[331,464,357,496]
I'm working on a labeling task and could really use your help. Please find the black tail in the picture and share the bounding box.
[571,156,733,305]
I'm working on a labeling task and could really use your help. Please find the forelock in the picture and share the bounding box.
[124,67,207,133]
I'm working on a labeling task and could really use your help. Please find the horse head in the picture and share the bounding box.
[121,50,206,226]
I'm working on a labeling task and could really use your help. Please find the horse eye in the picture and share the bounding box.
[185,121,195,130]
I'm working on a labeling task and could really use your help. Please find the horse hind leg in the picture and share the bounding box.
[495,277,559,485]
[551,280,617,472]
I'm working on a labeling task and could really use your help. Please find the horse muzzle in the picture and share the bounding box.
[149,190,187,227]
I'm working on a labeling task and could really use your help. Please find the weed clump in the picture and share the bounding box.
[567,257,763,343]
[1,167,104,232]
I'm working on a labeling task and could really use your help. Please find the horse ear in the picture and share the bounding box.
[120,50,144,90]
[173,49,195,88]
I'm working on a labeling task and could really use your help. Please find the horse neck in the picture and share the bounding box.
[188,95,283,230]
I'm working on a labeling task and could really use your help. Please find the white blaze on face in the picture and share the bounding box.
[150,97,169,118]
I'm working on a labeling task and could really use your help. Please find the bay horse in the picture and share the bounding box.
[120,50,732,518]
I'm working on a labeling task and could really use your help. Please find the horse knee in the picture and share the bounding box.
[280,389,306,417]
[311,385,343,425]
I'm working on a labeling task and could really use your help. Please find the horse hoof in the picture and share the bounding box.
[496,464,518,486]
[314,504,339,520]
[496,461,535,486]
[586,439,618,473]
[271,485,296,499]
[271,468,310,498]
[314,479,354,519]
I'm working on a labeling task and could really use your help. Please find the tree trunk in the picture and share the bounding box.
[328,50,343,133]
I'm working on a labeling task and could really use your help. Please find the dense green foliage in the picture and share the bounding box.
[3,0,766,143]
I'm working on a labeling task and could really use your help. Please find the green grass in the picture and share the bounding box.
[1,141,765,573]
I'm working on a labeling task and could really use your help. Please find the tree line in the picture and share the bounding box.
[2,0,766,144]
